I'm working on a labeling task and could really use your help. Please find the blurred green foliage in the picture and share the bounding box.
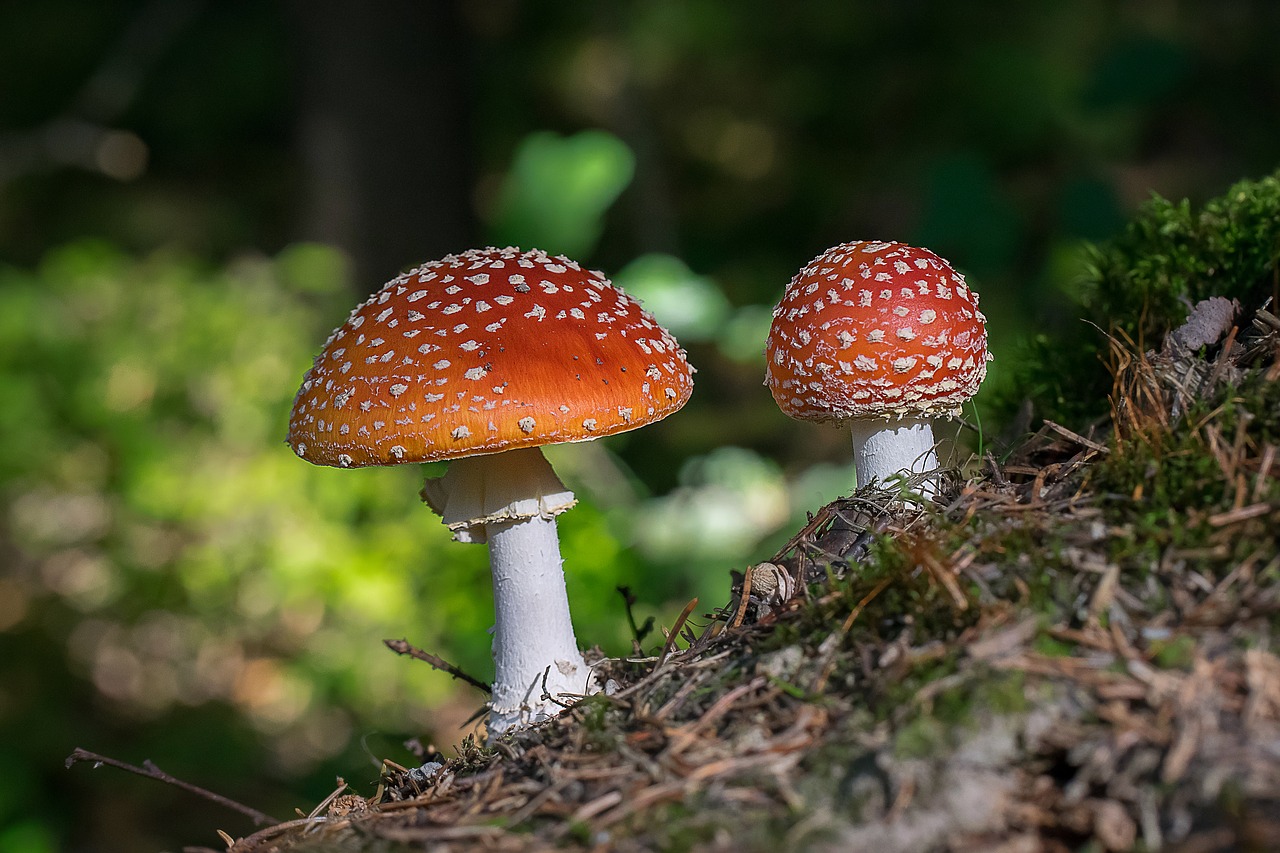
[612,253,731,343]
[0,245,478,814]
[489,130,636,259]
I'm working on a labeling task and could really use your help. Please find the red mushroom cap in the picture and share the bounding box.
[288,247,694,467]
[765,241,988,422]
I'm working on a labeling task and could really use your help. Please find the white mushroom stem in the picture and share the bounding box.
[848,415,941,500]
[420,447,593,737]
[486,512,591,735]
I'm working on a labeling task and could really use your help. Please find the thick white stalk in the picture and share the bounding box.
[849,416,940,499]
[486,512,591,736]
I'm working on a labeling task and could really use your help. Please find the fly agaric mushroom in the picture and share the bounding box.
[287,246,694,735]
[765,240,989,499]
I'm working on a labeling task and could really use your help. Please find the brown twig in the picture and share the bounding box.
[658,598,699,666]
[65,747,279,827]
[305,778,350,819]
[221,816,335,852]
[1042,419,1110,454]
[540,666,585,710]
[810,575,894,694]
[384,638,491,694]
[729,568,753,629]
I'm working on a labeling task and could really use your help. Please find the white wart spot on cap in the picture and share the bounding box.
[763,240,989,421]
[287,245,695,467]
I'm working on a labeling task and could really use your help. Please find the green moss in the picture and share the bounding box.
[564,821,593,845]
[1084,173,1280,347]
[1007,168,1280,427]
[765,674,811,700]
[1033,633,1076,658]
[1151,635,1197,670]
[576,693,614,732]
[1231,370,1280,450]
[1083,367,1280,596]
[451,735,496,773]
[883,668,1029,764]
[894,714,949,760]
[935,670,1028,722]
[639,795,787,853]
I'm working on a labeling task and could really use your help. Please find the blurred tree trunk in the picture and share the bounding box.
[289,0,475,293]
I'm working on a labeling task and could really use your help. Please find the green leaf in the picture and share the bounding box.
[489,130,636,258]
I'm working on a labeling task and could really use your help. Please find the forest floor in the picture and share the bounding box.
[199,299,1280,852]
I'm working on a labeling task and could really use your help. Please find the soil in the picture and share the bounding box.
[194,303,1280,852]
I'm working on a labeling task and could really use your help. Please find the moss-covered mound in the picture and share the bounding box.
[155,172,1280,852]
[1019,168,1280,427]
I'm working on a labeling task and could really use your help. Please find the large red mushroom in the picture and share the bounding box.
[765,240,989,499]
[288,246,694,735]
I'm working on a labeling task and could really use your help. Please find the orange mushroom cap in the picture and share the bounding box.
[765,241,989,422]
[288,247,695,467]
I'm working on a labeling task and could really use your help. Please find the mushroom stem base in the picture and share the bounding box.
[849,416,941,499]
[486,513,592,737]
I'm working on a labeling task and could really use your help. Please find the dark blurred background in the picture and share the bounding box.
[1,2,1277,849]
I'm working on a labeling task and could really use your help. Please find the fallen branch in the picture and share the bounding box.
[65,747,279,827]
[384,638,491,694]
[1042,419,1110,454]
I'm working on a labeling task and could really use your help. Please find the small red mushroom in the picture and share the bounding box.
[765,240,989,499]
[288,246,694,735]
